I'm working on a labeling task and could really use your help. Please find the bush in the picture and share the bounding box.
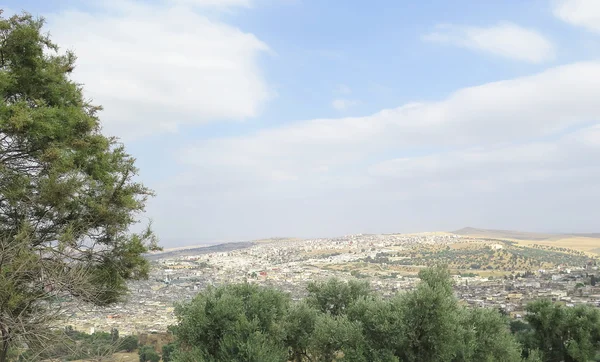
[139,345,160,362]
[162,343,175,362]
[120,335,139,352]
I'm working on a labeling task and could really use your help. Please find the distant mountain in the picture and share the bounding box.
[145,241,254,261]
[572,233,600,238]
[453,227,600,241]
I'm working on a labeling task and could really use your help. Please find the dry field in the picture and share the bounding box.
[454,227,600,255]
[514,237,600,255]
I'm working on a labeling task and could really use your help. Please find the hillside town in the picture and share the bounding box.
[62,233,600,335]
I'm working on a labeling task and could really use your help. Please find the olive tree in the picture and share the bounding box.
[172,283,289,361]
[524,300,600,362]
[397,266,461,362]
[306,278,371,316]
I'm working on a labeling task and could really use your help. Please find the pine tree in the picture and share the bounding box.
[0,11,159,361]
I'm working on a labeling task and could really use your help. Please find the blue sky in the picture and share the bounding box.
[4,0,600,246]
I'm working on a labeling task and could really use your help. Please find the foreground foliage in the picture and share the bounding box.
[139,345,160,362]
[517,299,600,362]
[0,10,158,361]
[16,327,138,361]
[167,266,600,362]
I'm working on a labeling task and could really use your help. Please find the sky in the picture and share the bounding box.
[4,0,600,247]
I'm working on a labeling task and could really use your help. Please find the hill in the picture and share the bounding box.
[453,227,600,255]
[453,227,561,240]
[144,241,254,260]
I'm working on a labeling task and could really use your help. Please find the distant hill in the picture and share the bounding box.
[453,227,600,255]
[573,233,600,238]
[452,227,560,241]
[145,241,254,261]
[253,237,302,244]
[453,227,600,240]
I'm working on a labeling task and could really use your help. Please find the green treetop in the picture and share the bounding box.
[0,11,158,361]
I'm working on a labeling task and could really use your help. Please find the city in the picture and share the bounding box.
[63,232,600,335]
[3,0,600,359]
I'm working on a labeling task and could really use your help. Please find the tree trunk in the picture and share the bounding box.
[0,332,9,362]
[0,321,12,362]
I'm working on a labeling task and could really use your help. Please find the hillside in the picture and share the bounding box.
[144,241,255,260]
[453,227,600,255]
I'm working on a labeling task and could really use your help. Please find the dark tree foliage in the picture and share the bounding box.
[309,314,367,362]
[120,335,139,353]
[168,267,600,361]
[0,10,158,361]
[170,267,579,362]
[171,283,289,361]
[522,299,600,362]
[306,278,371,316]
[455,308,523,362]
[139,345,160,362]
[346,296,404,360]
[511,319,533,334]
[282,302,318,362]
[397,266,461,362]
[162,342,176,362]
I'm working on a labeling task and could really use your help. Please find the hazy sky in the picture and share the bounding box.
[5,0,600,246]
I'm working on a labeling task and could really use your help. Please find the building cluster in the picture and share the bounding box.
[455,271,600,318]
[61,233,599,334]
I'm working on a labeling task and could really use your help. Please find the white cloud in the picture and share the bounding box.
[369,126,600,181]
[143,61,600,243]
[424,22,555,63]
[553,0,600,33]
[183,61,600,175]
[332,98,359,111]
[45,0,271,139]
